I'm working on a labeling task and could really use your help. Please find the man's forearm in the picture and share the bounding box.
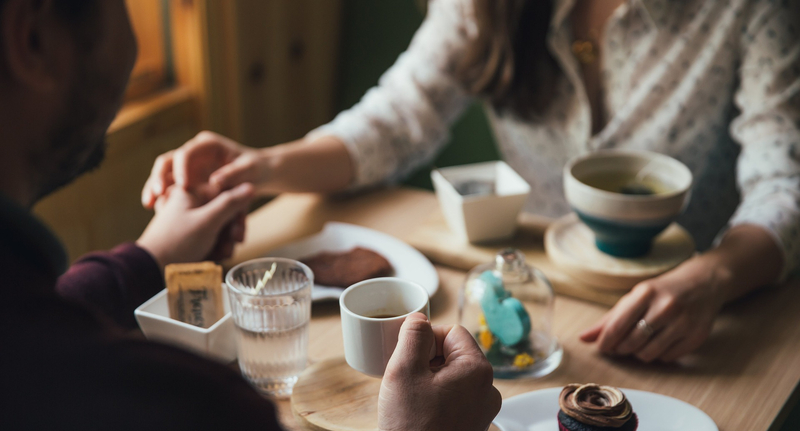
[56,243,164,329]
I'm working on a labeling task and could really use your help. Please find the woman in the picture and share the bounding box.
[143,0,800,362]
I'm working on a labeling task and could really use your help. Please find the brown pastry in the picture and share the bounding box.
[557,383,638,431]
[300,247,394,288]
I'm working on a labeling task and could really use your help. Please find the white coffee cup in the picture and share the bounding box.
[340,277,431,376]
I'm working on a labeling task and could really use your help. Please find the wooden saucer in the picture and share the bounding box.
[545,213,695,291]
[291,357,505,431]
[291,357,381,430]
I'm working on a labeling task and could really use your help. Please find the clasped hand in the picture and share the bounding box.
[380,313,502,431]
[137,132,265,268]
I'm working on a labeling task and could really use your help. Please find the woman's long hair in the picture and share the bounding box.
[457,0,556,118]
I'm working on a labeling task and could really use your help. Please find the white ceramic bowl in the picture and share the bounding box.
[432,161,531,243]
[134,284,236,363]
[563,150,693,257]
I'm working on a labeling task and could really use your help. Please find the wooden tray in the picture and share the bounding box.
[405,210,695,307]
[404,211,627,307]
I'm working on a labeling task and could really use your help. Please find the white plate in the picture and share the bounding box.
[266,222,439,301]
[493,387,718,431]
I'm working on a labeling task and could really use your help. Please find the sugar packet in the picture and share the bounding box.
[165,262,224,329]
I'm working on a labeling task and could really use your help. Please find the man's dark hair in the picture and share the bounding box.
[52,0,97,19]
[0,0,100,51]
[0,0,98,26]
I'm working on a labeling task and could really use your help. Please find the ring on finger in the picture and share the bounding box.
[636,319,656,338]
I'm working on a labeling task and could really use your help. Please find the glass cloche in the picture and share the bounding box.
[459,248,562,378]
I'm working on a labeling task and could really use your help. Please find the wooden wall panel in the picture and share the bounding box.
[232,0,343,147]
[171,0,344,147]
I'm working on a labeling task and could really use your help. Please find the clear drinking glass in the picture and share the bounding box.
[226,258,313,397]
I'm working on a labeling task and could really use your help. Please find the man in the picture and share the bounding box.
[0,1,501,430]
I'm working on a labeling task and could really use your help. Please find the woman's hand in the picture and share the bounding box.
[141,131,355,209]
[379,313,502,431]
[137,183,254,270]
[579,255,728,362]
[141,131,269,209]
[580,224,783,363]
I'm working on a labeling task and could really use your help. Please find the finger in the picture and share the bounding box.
[193,182,222,205]
[431,324,455,357]
[615,307,670,356]
[596,284,655,354]
[209,155,258,192]
[173,133,228,188]
[436,324,496,391]
[635,322,686,363]
[387,313,435,374]
[151,152,174,196]
[616,287,684,356]
[198,183,255,231]
[142,152,174,208]
[144,171,176,209]
[152,186,177,213]
[142,187,154,210]
[579,313,610,343]
[579,324,603,343]
[440,325,485,364]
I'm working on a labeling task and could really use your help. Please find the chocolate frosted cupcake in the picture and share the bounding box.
[557,384,638,431]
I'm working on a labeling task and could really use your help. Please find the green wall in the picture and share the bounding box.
[336,0,499,190]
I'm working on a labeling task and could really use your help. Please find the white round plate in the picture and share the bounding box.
[493,387,718,431]
[266,222,439,301]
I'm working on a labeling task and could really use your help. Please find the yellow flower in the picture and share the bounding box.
[478,313,487,327]
[513,353,535,368]
[479,328,494,349]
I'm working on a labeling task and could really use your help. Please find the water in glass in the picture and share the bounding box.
[227,258,313,397]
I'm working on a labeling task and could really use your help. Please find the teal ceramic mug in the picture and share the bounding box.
[563,150,693,258]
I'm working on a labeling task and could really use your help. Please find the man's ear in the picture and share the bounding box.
[1,0,71,93]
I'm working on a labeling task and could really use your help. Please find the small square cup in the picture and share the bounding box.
[431,161,530,243]
[134,284,236,363]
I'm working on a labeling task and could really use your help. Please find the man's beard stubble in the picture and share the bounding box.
[32,69,118,202]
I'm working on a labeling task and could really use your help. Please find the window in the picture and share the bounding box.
[124,0,170,101]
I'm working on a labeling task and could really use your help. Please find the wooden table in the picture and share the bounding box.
[232,188,800,431]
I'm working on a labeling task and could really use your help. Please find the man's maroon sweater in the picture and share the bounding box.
[0,195,282,430]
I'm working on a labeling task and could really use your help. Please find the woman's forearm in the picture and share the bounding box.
[705,224,784,304]
[257,135,355,194]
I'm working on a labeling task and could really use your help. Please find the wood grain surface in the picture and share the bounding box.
[234,188,800,431]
